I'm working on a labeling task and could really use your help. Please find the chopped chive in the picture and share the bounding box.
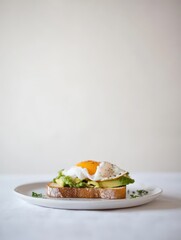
[130,194,139,198]
[129,189,149,199]
[32,192,42,198]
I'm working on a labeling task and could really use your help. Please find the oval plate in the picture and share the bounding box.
[14,182,162,210]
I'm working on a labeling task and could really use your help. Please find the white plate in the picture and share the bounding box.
[14,182,162,210]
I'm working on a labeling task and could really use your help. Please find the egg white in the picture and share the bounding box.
[62,162,127,181]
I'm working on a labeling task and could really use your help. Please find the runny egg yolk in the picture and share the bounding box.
[76,160,100,175]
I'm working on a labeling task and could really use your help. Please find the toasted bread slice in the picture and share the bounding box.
[47,182,126,199]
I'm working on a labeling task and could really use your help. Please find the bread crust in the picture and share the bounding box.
[47,182,126,199]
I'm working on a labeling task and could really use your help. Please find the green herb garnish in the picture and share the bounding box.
[32,192,43,198]
[129,189,149,199]
[137,189,148,196]
[130,194,139,198]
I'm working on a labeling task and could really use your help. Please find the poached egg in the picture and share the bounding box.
[62,160,127,181]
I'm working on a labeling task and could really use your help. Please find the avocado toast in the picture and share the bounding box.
[47,160,134,199]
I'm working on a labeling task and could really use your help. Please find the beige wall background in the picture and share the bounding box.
[0,0,180,174]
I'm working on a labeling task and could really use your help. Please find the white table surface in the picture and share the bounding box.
[0,173,181,240]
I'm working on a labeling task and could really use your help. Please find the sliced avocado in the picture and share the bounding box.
[87,181,100,188]
[55,178,64,187]
[98,178,122,188]
[74,178,81,184]
[98,176,135,188]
